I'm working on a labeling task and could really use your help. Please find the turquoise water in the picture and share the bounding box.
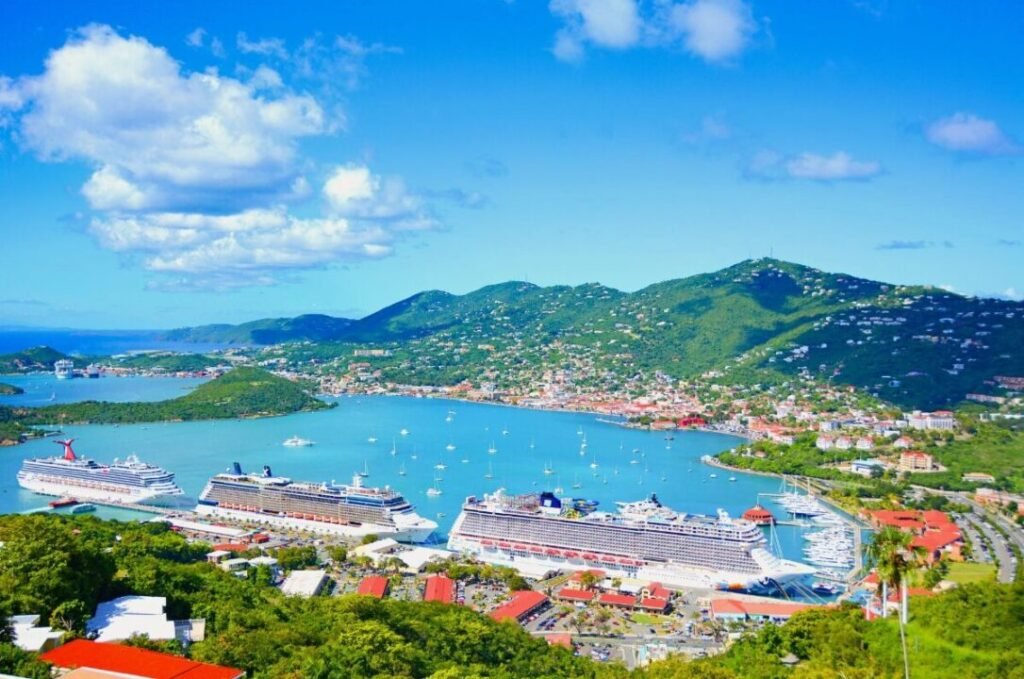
[0,388,812,564]
[0,374,208,406]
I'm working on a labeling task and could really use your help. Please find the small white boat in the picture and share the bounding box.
[367,435,378,444]
[487,442,497,454]
[427,477,443,497]
[434,462,448,471]
[400,428,410,436]
[501,426,510,436]
[283,436,314,447]
[398,463,407,476]
[543,461,555,476]
[358,460,370,478]
[390,439,398,456]
[709,473,718,479]
[729,476,737,482]
[484,463,494,480]
[446,443,456,451]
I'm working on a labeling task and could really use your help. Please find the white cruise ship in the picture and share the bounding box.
[54,359,75,379]
[18,440,183,503]
[448,490,814,590]
[196,463,437,543]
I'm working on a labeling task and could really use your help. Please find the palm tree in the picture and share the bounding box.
[867,526,925,679]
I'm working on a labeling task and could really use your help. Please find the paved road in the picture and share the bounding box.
[955,517,992,563]
[964,514,1014,583]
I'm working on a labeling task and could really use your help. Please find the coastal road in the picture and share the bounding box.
[963,514,1014,583]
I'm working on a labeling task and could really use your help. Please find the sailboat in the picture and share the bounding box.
[398,463,407,476]
[630,450,641,465]
[501,425,510,436]
[446,442,456,451]
[577,427,583,436]
[358,460,370,478]
[434,461,448,471]
[367,434,378,444]
[543,461,555,475]
[589,453,599,469]
[529,438,536,449]
[572,473,582,489]
[487,442,497,454]
[554,476,564,495]
[427,476,443,497]
[400,428,410,436]
[484,462,494,480]
[390,439,398,456]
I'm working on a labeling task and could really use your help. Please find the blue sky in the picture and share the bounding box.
[0,0,1021,329]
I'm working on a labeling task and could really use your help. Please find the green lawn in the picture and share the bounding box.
[946,561,997,585]
[630,612,666,626]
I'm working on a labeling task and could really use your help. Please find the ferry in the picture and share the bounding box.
[18,440,183,504]
[195,463,436,543]
[448,490,814,589]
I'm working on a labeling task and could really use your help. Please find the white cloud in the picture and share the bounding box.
[323,164,437,230]
[549,0,757,63]
[925,112,1019,155]
[6,25,324,212]
[0,25,435,288]
[185,27,206,48]
[292,34,402,90]
[680,114,731,144]
[549,0,642,61]
[746,150,882,182]
[785,152,881,180]
[669,0,756,63]
[236,32,288,59]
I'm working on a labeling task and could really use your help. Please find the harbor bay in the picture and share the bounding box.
[1,381,823,567]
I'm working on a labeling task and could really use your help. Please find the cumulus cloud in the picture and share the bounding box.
[549,0,757,64]
[550,0,642,62]
[680,114,731,145]
[185,28,206,48]
[668,0,756,63]
[925,112,1019,155]
[745,150,882,182]
[0,25,434,288]
[323,165,437,230]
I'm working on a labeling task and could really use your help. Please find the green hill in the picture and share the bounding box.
[161,313,354,344]
[11,367,327,425]
[0,346,69,373]
[159,259,1024,409]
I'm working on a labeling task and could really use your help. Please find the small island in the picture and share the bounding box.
[5,367,329,433]
[0,382,24,396]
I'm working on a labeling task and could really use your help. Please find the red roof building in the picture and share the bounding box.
[212,543,248,553]
[596,592,637,608]
[742,505,776,526]
[556,588,596,602]
[423,575,455,604]
[489,591,549,623]
[41,640,243,679]
[867,509,962,564]
[545,633,574,648]
[710,599,813,622]
[637,597,670,612]
[357,575,390,599]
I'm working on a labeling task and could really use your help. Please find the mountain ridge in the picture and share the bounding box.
[156,258,1024,409]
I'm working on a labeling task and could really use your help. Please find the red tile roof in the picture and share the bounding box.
[638,597,670,611]
[912,529,962,552]
[41,640,243,679]
[646,583,671,599]
[423,575,455,604]
[545,633,574,648]
[357,575,389,598]
[489,591,548,622]
[710,599,812,619]
[597,592,637,607]
[212,543,248,553]
[556,588,596,601]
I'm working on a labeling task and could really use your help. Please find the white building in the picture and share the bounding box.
[87,596,204,643]
[906,411,956,431]
[280,569,328,597]
[815,436,834,451]
[8,615,64,653]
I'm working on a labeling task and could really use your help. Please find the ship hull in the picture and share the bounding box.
[17,474,182,505]
[447,534,810,589]
[194,504,436,543]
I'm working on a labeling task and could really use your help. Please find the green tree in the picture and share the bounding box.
[866,526,924,679]
[49,599,90,636]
